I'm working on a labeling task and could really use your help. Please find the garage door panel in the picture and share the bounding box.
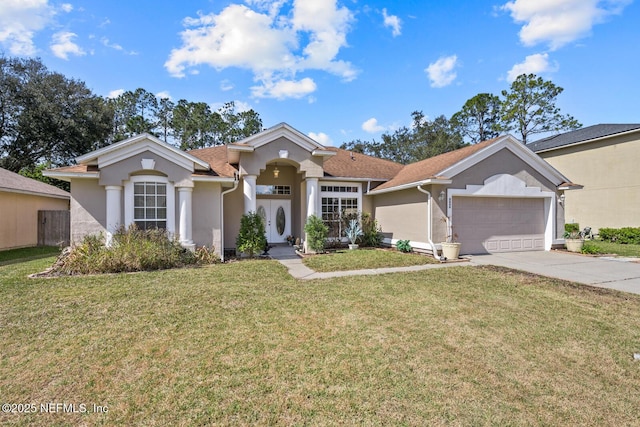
[453,197,545,254]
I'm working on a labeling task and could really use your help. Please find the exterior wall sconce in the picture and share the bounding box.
[438,190,446,202]
[559,194,565,205]
[273,163,280,179]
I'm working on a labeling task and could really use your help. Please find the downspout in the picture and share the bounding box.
[220,173,240,262]
[417,185,443,261]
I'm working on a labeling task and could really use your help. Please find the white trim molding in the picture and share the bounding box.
[123,175,176,236]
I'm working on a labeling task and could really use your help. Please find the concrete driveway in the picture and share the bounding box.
[468,251,640,295]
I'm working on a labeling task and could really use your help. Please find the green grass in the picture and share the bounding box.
[302,248,439,272]
[582,240,640,257]
[0,246,60,265]
[2,257,640,425]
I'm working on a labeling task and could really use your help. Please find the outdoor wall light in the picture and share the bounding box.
[559,194,565,204]
[438,191,446,202]
[273,164,280,179]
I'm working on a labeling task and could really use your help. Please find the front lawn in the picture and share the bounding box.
[302,247,439,272]
[583,239,640,257]
[1,257,640,425]
[0,246,60,265]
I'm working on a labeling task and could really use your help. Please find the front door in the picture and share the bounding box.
[257,199,291,244]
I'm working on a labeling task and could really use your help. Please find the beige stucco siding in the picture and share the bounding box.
[373,189,429,244]
[100,150,193,187]
[70,179,106,244]
[239,137,324,178]
[450,148,556,192]
[0,191,69,249]
[192,182,222,253]
[223,185,244,249]
[539,134,640,232]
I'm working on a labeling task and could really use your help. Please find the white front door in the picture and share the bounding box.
[257,199,291,243]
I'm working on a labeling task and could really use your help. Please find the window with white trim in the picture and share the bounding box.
[134,182,167,230]
[124,175,175,235]
[319,182,361,238]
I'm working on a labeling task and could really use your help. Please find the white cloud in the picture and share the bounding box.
[165,0,358,100]
[61,3,73,13]
[101,37,138,55]
[382,8,402,37]
[362,118,386,133]
[220,80,234,91]
[501,0,632,50]
[50,31,85,60]
[308,131,333,146]
[0,0,54,55]
[156,91,172,100]
[251,77,317,100]
[425,55,458,88]
[107,89,125,99]
[507,53,558,82]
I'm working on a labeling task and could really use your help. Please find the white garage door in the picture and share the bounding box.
[452,197,545,254]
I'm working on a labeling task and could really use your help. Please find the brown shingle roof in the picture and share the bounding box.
[323,148,403,180]
[187,145,237,178]
[0,167,69,198]
[373,137,501,191]
[48,164,99,174]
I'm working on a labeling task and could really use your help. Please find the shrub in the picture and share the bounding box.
[360,213,383,247]
[50,225,216,275]
[565,223,580,234]
[396,240,412,253]
[598,227,640,244]
[236,211,267,257]
[304,215,329,253]
[345,219,363,245]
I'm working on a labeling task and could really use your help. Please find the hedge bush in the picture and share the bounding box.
[598,227,640,244]
[50,225,219,275]
[304,215,329,253]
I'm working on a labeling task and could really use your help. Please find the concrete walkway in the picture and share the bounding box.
[268,245,640,295]
[268,245,462,280]
[468,250,640,295]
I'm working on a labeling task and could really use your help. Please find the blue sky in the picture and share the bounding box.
[1,0,638,146]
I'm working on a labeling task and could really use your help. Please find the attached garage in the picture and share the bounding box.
[452,196,545,254]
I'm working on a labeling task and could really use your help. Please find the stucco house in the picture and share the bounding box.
[528,124,640,234]
[0,167,70,250]
[44,122,578,259]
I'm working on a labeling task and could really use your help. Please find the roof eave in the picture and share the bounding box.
[0,187,70,199]
[533,127,640,154]
[42,170,100,181]
[558,183,583,190]
[367,178,453,195]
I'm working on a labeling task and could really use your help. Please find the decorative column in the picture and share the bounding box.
[105,185,122,247]
[243,174,257,214]
[306,177,318,218]
[178,187,195,250]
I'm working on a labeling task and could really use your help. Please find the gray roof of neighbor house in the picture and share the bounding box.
[528,124,640,153]
[0,167,70,199]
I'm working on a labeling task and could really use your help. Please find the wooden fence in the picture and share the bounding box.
[37,210,70,247]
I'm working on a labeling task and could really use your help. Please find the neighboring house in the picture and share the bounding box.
[528,124,640,234]
[44,123,577,258]
[0,167,70,250]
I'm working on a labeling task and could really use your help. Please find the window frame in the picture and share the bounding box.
[319,181,362,239]
[124,175,175,234]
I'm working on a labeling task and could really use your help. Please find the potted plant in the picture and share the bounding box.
[440,216,461,260]
[563,223,583,252]
[286,235,295,246]
[345,219,363,250]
